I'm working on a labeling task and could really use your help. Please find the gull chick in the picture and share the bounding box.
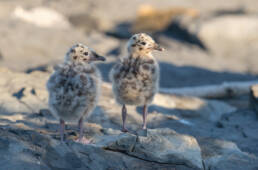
[109,33,164,132]
[47,43,105,143]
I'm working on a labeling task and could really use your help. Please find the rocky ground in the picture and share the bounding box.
[0,68,258,170]
[0,0,258,170]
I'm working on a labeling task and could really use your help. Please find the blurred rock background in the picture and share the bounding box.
[1,0,258,86]
[0,0,258,169]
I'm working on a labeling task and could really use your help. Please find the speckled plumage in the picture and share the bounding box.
[47,61,101,122]
[109,33,164,131]
[47,43,105,143]
[110,53,159,106]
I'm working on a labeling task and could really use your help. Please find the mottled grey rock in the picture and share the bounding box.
[0,128,51,170]
[250,84,258,116]
[0,68,48,114]
[0,68,257,170]
[0,127,193,170]
[200,138,258,170]
[96,128,203,169]
[69,141,191,170]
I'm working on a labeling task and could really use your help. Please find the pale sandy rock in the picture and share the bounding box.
[198,15,258,45]
[12,6,71,29]
[0,19,119,71]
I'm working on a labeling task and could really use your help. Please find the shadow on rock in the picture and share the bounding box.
[105,18,207,50]
[97,61,257,88]
[158,20,207,50]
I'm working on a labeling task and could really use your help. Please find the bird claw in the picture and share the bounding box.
[59,140,66,144]
[75,137,92,144]
[121,127,129,133]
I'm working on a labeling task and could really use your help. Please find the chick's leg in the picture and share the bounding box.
[121,104,128,132]
[59,119,65,142]
[75,117,91,144]
[142,104,148,130]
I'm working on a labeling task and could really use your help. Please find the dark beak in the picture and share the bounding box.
[153,43,165,51]
[92,51,106,61]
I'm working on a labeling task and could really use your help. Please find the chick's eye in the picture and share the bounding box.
[83,52,88,56]
[141,42,146,45]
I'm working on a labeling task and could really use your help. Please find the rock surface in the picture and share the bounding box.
[197,15,258,61]
[0,0,258,169]
[98,128,202,169]
[200,138,258,170]
[0,68,257,170]
[0,19,119,72]
[1,0,258,76]
[12,6,71,29]
[250,84,258,116]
